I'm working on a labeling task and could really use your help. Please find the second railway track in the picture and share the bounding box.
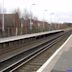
[0,30,72,72]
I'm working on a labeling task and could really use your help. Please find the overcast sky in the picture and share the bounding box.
[0,0,72,23]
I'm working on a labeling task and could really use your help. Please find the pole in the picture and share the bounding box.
[2,0,5,36]
[43,10,48,32]
[50,12,54,30]
[30,4,36,33]
[43,11,45,32]
[30,6,32,33]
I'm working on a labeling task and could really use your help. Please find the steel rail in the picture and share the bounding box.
[0,32,66,72]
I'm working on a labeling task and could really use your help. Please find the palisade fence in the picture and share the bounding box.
[0,13,72,38]
[0,1,72,38]
[0,23,71,38]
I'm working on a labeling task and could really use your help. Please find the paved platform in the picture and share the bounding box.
[52,47,72,72]
[0,30,62,43]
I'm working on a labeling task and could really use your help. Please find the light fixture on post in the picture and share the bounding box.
[30,3,37,33]
[43,9,48,32]
[2,0,5,36]
[50,12,54,31]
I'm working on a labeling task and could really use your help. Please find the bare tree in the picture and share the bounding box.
[13,8,21,35]
[0,6,2,13]
[23,9,34,33]
[0,6,2,37]
[23,9,33,20]
[13,8,21,18]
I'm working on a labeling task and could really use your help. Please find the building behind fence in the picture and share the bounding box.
[0,13,72,37]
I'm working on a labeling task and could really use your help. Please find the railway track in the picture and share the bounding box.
[0,32,63,62]
[14,30,72,72]
[0,30,71,72]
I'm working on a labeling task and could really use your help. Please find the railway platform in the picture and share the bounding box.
[0,30,62,43]
[52,46,72,72]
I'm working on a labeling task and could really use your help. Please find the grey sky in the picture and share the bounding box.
[0,0,72,23]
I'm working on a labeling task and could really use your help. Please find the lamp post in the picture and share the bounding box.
[43,10,48,32]
[2,0,5,36]
[43,12,45,32]
[50,12,54,30]
[29,12,33,33]
[30,3,37,33]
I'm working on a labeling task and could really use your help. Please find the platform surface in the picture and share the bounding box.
[52,47,72,72]
[0,30,61,43]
